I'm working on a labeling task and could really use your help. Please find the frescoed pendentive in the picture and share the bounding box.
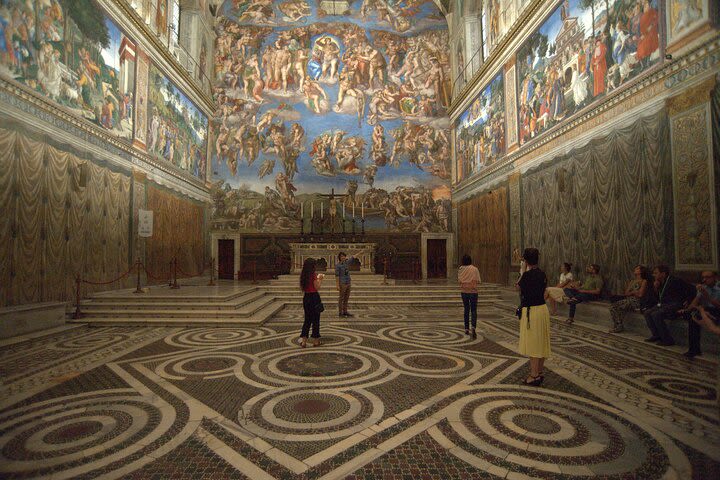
[146,64,208,180]
[516,0,661,146]
[455,70,505,181]
[210,0,451,233]
[0,0,136,139]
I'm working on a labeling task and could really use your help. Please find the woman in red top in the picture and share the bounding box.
[299,258,324,348]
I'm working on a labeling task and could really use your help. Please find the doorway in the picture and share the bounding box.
[427,239,447,279]
[218,239,235,280]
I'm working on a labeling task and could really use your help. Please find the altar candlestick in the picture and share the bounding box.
[343,203,345,218]
[311,202,314,218]
[362,203,364,219]
[301,202,304,219]
[321,202,323,218]
[352,203,355,218]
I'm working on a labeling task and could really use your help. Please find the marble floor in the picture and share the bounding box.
[1,305,718,479]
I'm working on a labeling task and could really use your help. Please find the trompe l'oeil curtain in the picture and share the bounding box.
[521,110,672,294]
[0,128,132,307]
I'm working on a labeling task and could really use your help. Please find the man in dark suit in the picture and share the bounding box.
[643,265,695,346]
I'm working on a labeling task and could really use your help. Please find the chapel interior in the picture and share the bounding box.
[1,0,719,478]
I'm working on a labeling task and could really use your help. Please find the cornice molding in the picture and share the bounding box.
[451,35,720,201]
[0,77,211,204]
[104,0,215,116]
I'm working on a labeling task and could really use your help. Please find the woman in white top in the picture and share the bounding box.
[545,263,574,315]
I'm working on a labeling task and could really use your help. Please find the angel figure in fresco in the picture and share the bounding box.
[258,158,276,179]
[363,164,378,188]
[303,79,328,113]
[289,123,305,151]
[278,0,311,22]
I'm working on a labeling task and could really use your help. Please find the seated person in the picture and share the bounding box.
[643,264,695,347]
[608,265,656,333]
[563,264,603,324]
[545,262,574,315]
[678,271,720,358]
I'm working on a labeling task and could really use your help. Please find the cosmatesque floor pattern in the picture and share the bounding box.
[1,306,719,479]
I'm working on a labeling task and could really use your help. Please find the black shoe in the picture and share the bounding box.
[657,340,675,347]
[465,329,470,335]
[683,350,701,358]
[472,329,477,339]
[644,337,660,342]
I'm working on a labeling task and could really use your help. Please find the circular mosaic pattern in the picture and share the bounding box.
[511,413,563,435]
[273,392,350,422]
[276,352,363,377]
[433,387,689,478]
[240,388,383,440]
[257,347,391,387]
[155,352,251,380]
[636,372,716,403]
[54,333,128,350]
[379,326,481,346]
[165,327,274,348]
[0,393,171,476]
[361,312,408,321]
[282,332,362,348]
[394,350,481,377]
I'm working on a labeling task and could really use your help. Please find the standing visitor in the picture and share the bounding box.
[335,251,357,317]
[458,254,481,339]
[299,258,324,348]
[517,248,551,386]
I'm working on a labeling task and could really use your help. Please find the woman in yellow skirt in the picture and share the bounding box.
[516,248,551,386]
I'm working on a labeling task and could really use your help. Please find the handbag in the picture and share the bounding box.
[315,301,325,313]
[515,306,522,319]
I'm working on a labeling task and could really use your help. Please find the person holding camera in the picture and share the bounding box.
[516,248,551,386]
[299,258,325,348]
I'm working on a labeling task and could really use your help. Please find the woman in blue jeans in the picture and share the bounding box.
[458,255,482,339]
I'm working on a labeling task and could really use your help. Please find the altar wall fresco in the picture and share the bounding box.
[210,0,452,233]
[0,0,137,140]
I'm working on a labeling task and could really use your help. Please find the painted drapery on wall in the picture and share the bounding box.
[0,126,132,307]
[0,0,136,139]
[521,110,671,294]
[210,0,452,233]
[146,64,208,180]
[145,184,205,284]
[516,0,661,146]
[456,70,505,180]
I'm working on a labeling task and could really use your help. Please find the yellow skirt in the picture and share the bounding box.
[518,304,551,358]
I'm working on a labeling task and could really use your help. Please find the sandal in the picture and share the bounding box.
[471,329,477,339]
[565,317,574,325]
[522,376,544,386]
[299,338,307,348]
[312,339,321,347]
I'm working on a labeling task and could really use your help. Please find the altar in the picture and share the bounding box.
[289,242,376,273]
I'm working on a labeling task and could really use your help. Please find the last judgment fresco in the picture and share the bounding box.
[210,0,452,233]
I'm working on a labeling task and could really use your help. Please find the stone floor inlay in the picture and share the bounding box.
[0,304,718,479]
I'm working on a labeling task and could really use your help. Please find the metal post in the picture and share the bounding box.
[171,257,180,289]
[133,259,143,294]
[73,274,83,319]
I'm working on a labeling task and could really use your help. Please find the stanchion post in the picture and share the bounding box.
[208,257,216,286]
[382,257,388,285]
[73,274,83,319]
[133,259,143,294]
[171,257,180,289]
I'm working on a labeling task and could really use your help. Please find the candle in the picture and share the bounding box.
[343,203,345,218]
[362,203,364,219]
[321,202,323,218]
[301,202,304,219]
[311,202,314,218]
[352,203,355,218]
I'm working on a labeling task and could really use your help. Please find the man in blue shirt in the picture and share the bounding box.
[335,252,354,317]
[680,271,720,358]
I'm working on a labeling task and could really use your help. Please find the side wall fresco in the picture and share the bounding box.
[210,0,452,234]
[0,0,137,140]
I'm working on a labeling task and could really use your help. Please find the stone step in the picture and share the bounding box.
[80,290,267,310]
[78,295,277,319]
[88,286,260,303]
